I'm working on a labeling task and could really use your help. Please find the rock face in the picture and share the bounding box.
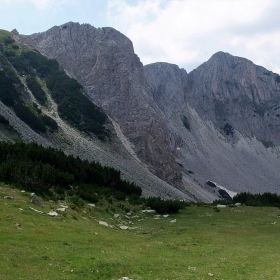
[13,23,280,199]
[144,54,280,196]
[186,51,280,144]
[15,22,182,188]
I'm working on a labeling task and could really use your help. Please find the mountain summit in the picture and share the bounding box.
[7,22,280,199]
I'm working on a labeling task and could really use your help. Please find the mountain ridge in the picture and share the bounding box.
[3,22,280,200]
[14,22,183,189]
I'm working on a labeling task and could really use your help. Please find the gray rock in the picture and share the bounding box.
[217,204,227,208]
[119,226,129,230]
[99,221,109,227]
[170,219,177,223]
[48,210,58,217]
[30,193,44,207]
[30,207,44,215]
[114,214,120,218]
[4,196,13,200]
[141,210,156,214]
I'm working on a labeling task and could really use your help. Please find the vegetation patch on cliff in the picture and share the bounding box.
[0,30,111,141]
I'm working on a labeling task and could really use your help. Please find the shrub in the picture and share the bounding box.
[26,76,47,105]
[3,37,15,45]
[223,123,234,136]
[114,191,126,201]
[145,197,184,214]
[14,103,46,133]
[40,115,58,131]
[0,70,21,107]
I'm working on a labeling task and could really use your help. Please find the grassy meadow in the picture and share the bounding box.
[1,183,280,280]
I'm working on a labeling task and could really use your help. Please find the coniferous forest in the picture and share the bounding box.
[0,142,142,201]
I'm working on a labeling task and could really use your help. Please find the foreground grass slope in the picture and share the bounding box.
[1,184,280,279]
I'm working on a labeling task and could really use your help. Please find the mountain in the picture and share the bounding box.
[0,28,189,200]
[1,22,280,201]
[145,57,280,197]
[13,22,182,189]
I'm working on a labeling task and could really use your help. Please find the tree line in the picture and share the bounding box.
[233,192,280,207]
[0,142,142,200]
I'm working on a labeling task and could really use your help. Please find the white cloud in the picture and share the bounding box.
[107,0,280,73]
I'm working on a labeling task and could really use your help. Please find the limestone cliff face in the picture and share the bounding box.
[187,51,280,144]
[144,57,280,197]
[14,23,280,198]
[15,22,182,187]
[144,62,188,118]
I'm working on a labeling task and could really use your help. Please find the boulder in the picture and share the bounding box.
[48,210,58,217]
[30,193,44,207]
[217,204,227,208]
[120,226,129,230]
[4,196,13,200]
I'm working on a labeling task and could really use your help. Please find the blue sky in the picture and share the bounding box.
[1,0,280,74]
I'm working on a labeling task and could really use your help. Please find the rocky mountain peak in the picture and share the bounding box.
[144,62,187,118]
[15,22,182,188]
[10,22,280,200]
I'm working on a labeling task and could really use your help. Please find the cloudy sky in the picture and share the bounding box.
[1,0,280,73]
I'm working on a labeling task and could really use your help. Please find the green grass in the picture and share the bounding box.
[1,184,280,279]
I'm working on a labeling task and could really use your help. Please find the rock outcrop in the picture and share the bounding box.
[11,23,280,199]
[144,54,280,196]
[186,51,280,144]
[14,22,182,188]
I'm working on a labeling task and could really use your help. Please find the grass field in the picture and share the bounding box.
[1,183,280,279]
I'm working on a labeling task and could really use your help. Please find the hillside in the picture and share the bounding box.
[0,22,280,200]
[0,28,191,200]
[1,183,280,279]
[13,22,280,200]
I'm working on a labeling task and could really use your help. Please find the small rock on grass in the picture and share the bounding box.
[217,204,226,208]
[120,226,129,230]
[141,210,156,214]
[4,196,13,199]
[48,210,58,217]
[99,221,109,227]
